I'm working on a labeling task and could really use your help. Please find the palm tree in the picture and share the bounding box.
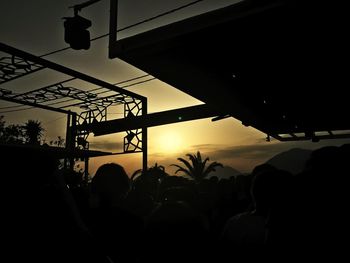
[23,120,45,145]
[172,151,223,182]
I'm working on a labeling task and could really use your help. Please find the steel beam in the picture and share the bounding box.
[0,42,145,101]
[77,104,223,136]
[0,95,71,114]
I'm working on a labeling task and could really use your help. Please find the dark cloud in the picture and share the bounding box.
[189,144,218,150]
[147,139,350,175]
[89,141,124,151]
[206,139,350,161]
[210,143,290,160]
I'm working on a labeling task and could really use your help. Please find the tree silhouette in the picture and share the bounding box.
[0,115,24,143]
[0,115,5,134]
[172,151,223,182]
[0,124,24,144]
[23,120,45,145]
[54,136,65,147]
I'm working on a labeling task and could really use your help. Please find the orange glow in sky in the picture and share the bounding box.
[1,0,349,178]
[157,132,183,154]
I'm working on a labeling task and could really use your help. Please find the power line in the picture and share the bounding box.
[45,75,155,108]
[0,104,24,110]
[0,106,34,114]
[58,77,156,109]
[1,0,204,111]
[112,74,150,86]
[1,0,204,112]
[118,77,156,89]
[39,0,205,57]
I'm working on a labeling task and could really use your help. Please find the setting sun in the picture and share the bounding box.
[157,132,183,154]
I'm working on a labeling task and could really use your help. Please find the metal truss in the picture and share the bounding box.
[0,87,14,97]
[11,81,99,105]
[0,42,148,170]
[72,91,144,152]
[0,55,44,85]
[272,130,350,142]
[1,76,145,153]
[123,98,144,153]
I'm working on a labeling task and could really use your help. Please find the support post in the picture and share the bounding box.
[70,113,77,170]
[142,98,148,172]
[64,112,72,169]
[109,0,118,49]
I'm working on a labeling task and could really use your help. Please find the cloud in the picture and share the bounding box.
[89,138,350,176]
[205,139,350,162]
[188,144,218,150]
[210,143,289,160]
[148,139,350,174]
[89,140,124,151]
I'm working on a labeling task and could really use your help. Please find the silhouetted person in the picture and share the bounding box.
[282,145,349,258]
[265,144,350,260]
[87,163,143,263]
[222,167,292,252]
[0,144,107,262]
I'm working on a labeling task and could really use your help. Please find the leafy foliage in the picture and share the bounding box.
[0,116,24,143]
[172,151,223,181]
[23,120,45,145]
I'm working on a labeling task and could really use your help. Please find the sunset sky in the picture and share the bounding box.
[1,0,349,176]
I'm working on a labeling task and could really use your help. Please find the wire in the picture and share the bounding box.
[58,76,156,109]
[118,77,156,89]
[0,77,156,114]
[112,74,150,86]
[45,75,155,108]
[39,47,71,58]
[0,106,34,114]
[2,0,203,110]
[0,75,156,113]
[0,104,24,110]
[1,0,203,112]
[39,0,205,57]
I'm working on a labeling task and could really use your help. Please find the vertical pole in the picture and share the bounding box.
[109,0,118,58]
[70,113,77,171]
[64,112,71,169]
[142,98,148,172]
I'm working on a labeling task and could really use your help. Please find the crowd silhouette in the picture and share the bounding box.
[1,143,349,262]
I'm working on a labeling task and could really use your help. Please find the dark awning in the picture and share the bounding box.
[110,0,350,141]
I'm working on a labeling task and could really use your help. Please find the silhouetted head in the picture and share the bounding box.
[303,144,350,196]
[252,163,277,177]
[305,146,339,172]
[91,163,130,207]
[251,169,291,216]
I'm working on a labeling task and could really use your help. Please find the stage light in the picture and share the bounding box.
[63,1,102,50]
[63,15,91,50]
